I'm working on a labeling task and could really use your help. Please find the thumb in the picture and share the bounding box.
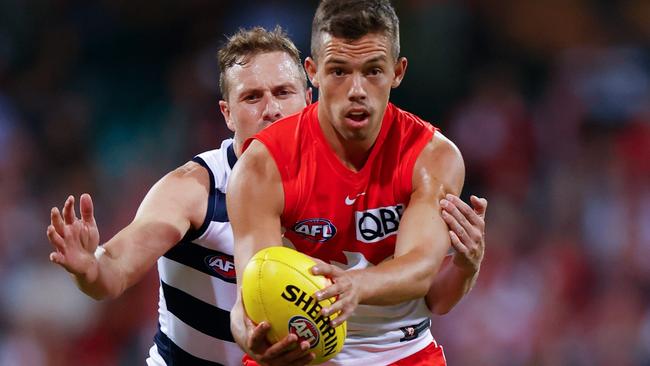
[80,193,96,225]
[470,195,488,217]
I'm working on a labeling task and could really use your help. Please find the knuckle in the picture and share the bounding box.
[459,203,471,214]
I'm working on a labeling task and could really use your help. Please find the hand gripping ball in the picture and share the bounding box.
[242,246,346,364]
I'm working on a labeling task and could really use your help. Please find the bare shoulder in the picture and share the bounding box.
[162,160,211,195]
[171,160,210,180]
[422,131,463,167]
[413,131,465,197]
[137,161,210,227]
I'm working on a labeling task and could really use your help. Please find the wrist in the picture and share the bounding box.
[348,269,368,303]
[76,249,103,284]
[94,245,106,260]
[76,260,99,283]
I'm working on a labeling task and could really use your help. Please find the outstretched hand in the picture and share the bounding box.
[46,193,101,280]
[440,194,487,273]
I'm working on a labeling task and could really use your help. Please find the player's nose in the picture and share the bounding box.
[262,96,283,122]
[347,73,367,102]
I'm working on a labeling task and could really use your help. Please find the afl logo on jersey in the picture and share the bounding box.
[355,204,405,243]
[204,253,236,281]
[292,219,337,242]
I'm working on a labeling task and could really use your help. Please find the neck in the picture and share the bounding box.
[233,138,243,158]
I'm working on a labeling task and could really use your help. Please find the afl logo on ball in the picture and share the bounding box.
[292,218,337,242]
[204,253,236,282]
[288,316,320,348]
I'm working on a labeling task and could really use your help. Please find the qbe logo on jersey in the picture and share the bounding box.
[355,204,405,243]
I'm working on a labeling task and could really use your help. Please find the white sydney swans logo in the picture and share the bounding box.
[330,250,393,270]
[283,237,393,270]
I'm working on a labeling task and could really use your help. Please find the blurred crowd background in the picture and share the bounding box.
[0,0,649,365]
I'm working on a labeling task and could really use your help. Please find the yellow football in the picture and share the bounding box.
[242,246,346,364]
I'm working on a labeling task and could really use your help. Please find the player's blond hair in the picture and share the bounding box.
[218,26,307,99]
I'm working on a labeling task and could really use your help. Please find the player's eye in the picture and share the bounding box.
[332,68,344,76]
[368,68,382,76]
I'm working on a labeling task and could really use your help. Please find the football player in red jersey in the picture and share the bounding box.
[228,1,487,365]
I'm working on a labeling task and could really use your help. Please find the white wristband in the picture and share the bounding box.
[94,246,106,260]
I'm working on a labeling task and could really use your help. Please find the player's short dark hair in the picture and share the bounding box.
[311,0,400,61]
[218,26,307,99]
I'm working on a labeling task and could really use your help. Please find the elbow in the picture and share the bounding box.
[430,303,453,315]
[424,285,458,315]
[426,296,457,315]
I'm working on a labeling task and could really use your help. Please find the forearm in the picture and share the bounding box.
[426,258,479,314]
[230,298,250,352]
[356,249,441,305]
[75,223,172,300]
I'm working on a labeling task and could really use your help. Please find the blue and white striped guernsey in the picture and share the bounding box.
[146,139,244,366]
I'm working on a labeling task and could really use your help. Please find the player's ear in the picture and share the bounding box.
[219,100,235,132]
[391,57,408,88]
[305,57,319,88]
[305,87,314,105]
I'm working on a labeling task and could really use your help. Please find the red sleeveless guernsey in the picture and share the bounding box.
[248,102,438,365]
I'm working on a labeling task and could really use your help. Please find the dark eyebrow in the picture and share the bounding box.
[237,88,262,98]
[325,55,387,66]
[325,58,348,65]
[236,82,299,99]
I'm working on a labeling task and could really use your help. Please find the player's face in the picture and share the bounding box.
[305,32,406,144]
[219,51,311,155]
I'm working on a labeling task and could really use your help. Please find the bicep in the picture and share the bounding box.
[394,133,465,260]
[394,194,450,260]
[227,140,284,284]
